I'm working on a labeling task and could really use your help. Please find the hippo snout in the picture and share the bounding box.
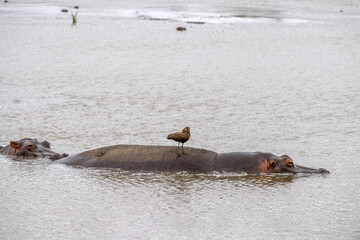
[293,165,330,174]
[15,148,41,158]
[49,153,69,160]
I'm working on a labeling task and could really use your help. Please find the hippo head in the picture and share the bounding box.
[215,152,329,174]
[8,138,68,160]
[264,155,329,174]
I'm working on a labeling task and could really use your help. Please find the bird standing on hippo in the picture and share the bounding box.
[0,138,68,160]
[167,127,191,155]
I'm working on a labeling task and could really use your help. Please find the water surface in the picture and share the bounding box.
[0,0,359,239]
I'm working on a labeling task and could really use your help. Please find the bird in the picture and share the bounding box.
[176,27,187,32]
[167,127,191,154]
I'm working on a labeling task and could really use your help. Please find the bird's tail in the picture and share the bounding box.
[167,134,175,140]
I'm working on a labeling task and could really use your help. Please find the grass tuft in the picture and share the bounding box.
[71,11,78,25]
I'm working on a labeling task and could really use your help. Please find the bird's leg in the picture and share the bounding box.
[175,142,180,154]
[182,143,187,155]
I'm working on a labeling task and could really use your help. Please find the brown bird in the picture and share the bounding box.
[176,27,187,31]
[167,127,191,154]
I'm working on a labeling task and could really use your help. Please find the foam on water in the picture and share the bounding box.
[0,4,61,17]
[135,9,304,24]
[0,3,312,24]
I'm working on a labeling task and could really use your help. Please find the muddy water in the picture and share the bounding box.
[0,0,359,239]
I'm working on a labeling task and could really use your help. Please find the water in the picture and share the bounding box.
[0,0,359,239]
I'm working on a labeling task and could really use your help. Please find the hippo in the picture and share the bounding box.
[0,138,68,160]
[54,144,329,174]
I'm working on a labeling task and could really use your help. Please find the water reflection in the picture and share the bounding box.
[1,156,327,190]
[84,168,298,189]
[4,155,52,166]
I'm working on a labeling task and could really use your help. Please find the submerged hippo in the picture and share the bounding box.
[55,145,329,174]
[0,138,68,160]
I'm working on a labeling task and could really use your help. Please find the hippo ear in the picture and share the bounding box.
[10,141,20,149]
[267,159,277,169]
[41,141,51,149]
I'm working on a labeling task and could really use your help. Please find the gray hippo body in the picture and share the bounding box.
[55,144,329,174]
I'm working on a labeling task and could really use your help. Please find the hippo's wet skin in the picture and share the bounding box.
[0,138,68,160]
[55,144,329,174]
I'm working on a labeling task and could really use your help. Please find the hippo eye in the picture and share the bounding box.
[27,143,37,150]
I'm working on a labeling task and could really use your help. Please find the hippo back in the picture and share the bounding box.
[56,145,218,172]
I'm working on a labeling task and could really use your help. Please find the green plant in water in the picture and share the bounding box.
[71,11,78,25]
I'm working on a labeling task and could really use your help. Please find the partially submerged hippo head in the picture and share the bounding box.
[216,152,329,174]
[0,138,68,160]
[262,154,329,174]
